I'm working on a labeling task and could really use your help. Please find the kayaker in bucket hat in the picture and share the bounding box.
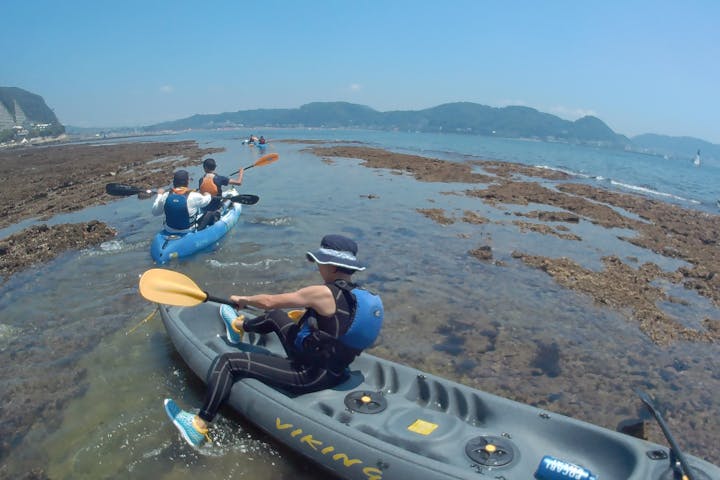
[163,234,383,448]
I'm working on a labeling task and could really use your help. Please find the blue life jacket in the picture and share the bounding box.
[339,287,384,350]
[294,281,383,354]
[164,190,191,230]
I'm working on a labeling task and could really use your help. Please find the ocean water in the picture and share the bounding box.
[246,128,720,210]
[106,127,720,210]
[1,129,718,479]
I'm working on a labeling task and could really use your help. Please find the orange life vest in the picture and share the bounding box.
[199,174,219,196]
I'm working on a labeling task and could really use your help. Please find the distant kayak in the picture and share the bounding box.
[159,302,720,480]
[150,197,242,265]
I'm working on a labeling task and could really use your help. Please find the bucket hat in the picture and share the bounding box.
[306,234,365,271]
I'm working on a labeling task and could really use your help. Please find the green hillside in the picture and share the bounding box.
[0,87,65,141]
[146,101,630,147]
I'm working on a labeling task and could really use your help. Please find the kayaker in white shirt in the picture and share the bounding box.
[151,170,212,233]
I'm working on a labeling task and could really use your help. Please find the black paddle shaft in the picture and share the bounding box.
[228,194,259,205]
[105,183,149,196]
[106,183,258,204]
[204,292,236,307]
[228,164,257,177]
[637,390,696,480]
[203,292,263,314]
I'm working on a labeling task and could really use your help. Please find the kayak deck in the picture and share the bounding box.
[159,302,720,480]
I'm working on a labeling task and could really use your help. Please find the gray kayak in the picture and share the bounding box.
[159,302,720,480]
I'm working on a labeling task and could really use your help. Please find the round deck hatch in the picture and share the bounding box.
[344,390,387,414]
[465,435,516,467]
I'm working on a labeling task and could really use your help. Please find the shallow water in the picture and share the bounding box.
[1,130,719,478]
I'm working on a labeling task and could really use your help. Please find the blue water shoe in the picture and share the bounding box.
[219,304,243,344]
[163,398,207,448]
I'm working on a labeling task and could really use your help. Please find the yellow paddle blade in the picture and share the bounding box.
[138,268,208,306]
[254,152,279,167]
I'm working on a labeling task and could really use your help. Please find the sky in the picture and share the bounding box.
[3,0,719,143]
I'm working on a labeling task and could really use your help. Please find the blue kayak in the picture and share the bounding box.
[150,200,242,265]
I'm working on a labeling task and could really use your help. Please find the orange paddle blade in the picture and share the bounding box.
[138,268,208,306]
[253,152,279,168]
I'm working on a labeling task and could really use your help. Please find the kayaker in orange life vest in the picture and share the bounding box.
[196,158,244,229]
[151,170,212,233]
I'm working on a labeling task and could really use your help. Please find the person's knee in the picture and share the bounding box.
[216,352,234,366]
[209,352,232,374]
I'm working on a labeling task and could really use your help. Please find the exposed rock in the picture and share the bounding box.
[0,221,116,281]
[469,245,493,261]
[513,253,720,346]
[416,208,455,225]
[310,144,720,346]
[462,210,489,224]
[512,220,582,241]
[0,141,222,229]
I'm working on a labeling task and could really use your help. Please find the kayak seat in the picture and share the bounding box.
[331,370,364,391]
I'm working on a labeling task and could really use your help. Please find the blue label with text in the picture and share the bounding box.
[534,455,598,480]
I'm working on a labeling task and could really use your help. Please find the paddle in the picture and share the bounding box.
[139,268,236,307]
[105,183,155,197]
[228,152,279,177]
[138,269,297,326]
[636,390,696,480]
[106,152,277,199]
[105,184,259,205]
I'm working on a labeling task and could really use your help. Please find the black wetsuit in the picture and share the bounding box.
[198,282,363,423]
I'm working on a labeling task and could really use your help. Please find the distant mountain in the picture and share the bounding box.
[631,133,719,162]
[0,87,61,126]
[142,100,718,160]
[145,101,631,148]
[0,87,65,140]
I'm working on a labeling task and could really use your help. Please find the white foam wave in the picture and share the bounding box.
[609,180,700,204]
[84,239,148,257]
[248,216,293,226]
[207,257,290,270]
[535,164,700,205]
[100,240,124,252]
[83,240,126,257]
[535,164,592,179]
[0,323,22,344]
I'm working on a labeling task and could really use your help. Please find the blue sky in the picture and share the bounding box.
[3,0,719,142]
